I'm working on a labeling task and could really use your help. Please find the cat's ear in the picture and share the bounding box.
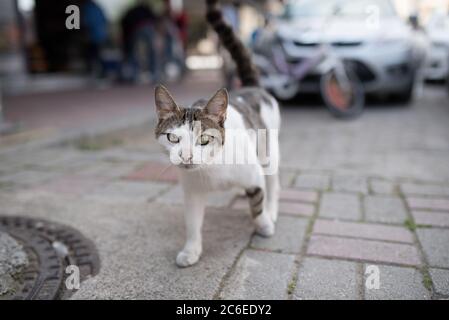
[155,85,180,119]
[205,88,228,123]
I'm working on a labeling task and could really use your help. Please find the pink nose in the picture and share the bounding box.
[179,150,193,163]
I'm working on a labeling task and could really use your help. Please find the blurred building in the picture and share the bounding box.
[0,1,25,82]
[394,0,449,22]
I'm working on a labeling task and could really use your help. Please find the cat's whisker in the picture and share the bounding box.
[155,163,174,181]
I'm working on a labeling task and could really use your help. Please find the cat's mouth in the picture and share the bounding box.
[179,163,200,170]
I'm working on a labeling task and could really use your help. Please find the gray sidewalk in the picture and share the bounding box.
[0,84,449,299]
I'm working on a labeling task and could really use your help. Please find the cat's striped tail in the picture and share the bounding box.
[205,0,260,87]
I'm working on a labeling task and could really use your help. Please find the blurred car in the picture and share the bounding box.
[256,0,427,102]
[424,12,449,82]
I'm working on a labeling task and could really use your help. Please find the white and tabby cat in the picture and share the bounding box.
[155,0,281,267]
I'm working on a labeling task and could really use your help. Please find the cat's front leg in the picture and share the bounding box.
[176,190,206,268]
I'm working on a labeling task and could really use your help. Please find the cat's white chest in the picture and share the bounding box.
[180,165,243,192]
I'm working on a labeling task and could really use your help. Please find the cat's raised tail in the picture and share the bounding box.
[205,0,259,87]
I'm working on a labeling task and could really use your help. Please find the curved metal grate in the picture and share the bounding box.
[0,216,100,300]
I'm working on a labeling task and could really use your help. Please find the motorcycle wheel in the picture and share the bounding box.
[320,68,365,119]
[272,81,299,101]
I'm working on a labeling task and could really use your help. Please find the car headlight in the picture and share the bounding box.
[432,42,449,49]
[373,38,409,47]
[372,38,413,54]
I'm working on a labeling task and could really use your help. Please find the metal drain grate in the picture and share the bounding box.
[0,216,100,300]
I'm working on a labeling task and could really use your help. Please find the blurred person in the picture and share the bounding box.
[160,0,186,81]
[222,1,240,31]
[423,9,449,83]
[82,0,109,78]
[166,0,188,48]
[120,1,161,83]
[250,14,272,49]
[160,15,185,81]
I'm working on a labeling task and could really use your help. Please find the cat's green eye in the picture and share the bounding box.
[167,133,179,143]
[199,135,211,146]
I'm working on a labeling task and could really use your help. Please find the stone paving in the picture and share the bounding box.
[0,85,448,299]
[1,143,448,299]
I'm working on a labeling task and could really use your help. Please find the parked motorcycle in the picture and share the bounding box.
[251,5,365,118]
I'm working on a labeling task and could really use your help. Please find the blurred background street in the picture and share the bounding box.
[1,0,449,300]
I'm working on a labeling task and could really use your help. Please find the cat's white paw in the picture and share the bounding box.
[255,220,275,238]
[176,250,201,268]
[270,209,278,223]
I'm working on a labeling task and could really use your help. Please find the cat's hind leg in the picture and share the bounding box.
[246,185,275,237]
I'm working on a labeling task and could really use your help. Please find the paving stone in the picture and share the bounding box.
[279,201,315,217]
[32,174,110,196]
[370,179,396,195]
[232,196,315,217]
[124,161,178,183]
[280,189,318,203]
[407,197,449,212]
[319,193,361,220]
[364,195,407,224]
[416,228,449,268]
[88,181,171,203]
[49,158,100,173]
[364,265,430,300]
[412,210,449,228]
[156,185,236,208]
[251,216,308,254]
[280,169,297,188]
[208,191,240,208]
[0,170,61,188]
[333,175,368,194]
[70,204,254,299]
[429,268,449,295]
[220,250,295,299]
[294,174,330,191]
[23,149,93,170]
[294,257,359,300]
[401,183,449,197]
[307,235,421,266]
[313,220,414,243]
[78,162,136,179]
[97,148,161,163]
[232,197,249,210]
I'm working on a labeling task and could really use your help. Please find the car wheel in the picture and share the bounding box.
[321,68,365,119]
[447,75,449,94]
[393,77,415,104]
[272,82,299,101]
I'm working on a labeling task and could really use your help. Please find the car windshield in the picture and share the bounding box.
[427,14,449,30]
[285,0,396,18]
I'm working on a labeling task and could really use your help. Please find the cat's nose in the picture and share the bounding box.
[179,150,193,163]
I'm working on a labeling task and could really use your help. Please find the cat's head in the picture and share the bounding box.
[154,85,228,170]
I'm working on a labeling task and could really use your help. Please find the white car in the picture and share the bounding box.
[268,0,428,102]
[424,12,449,81]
